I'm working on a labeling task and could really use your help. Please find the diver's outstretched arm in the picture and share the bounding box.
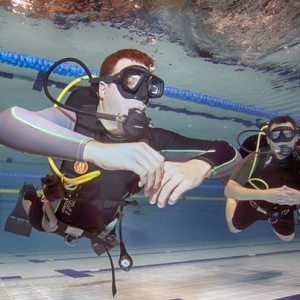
[225,180,298,206]
[0,106,164,190]
[0,106,90,161]
[224,179,264,200]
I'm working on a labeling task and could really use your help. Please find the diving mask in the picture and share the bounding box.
[90,65,164,104]
[267,126,297,143]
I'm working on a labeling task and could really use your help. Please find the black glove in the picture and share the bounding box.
[41,174,66,202]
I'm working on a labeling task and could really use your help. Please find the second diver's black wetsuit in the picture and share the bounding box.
[231,150,300,236]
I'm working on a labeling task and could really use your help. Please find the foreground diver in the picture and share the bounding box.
[225,115,300,242]
[0,48,241,295]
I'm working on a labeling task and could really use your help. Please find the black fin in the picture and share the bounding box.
[4,183,35,237]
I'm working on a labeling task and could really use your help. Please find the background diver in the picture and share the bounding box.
[225,115,300,242]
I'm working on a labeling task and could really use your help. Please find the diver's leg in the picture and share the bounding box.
[226,199,259,233]
[273,230,294,242]
[22,184,37,215]
[225,197,241,233]
[272,210,295,242]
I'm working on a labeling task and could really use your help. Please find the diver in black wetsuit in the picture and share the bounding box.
[0,49,241,295]
[225,115,300,241]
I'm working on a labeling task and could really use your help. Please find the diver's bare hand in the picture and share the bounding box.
[146,160,211,208]
[264,186,298,205]
[83,141,164,190]
[275,185,300,205]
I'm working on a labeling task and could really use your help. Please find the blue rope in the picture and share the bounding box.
[1,49,299,123]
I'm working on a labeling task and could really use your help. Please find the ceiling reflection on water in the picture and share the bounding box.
[1,0,184,22]
[1,0,299,65]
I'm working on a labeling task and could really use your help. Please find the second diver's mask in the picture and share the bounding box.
[267,126,297,158]
[90,65,164,104]
[267,126,297,143]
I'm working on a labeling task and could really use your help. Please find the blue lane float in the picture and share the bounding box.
[1,49,299,123]
[163,86,284,120]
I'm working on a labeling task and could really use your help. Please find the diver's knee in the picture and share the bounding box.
[227,220,242,233]
[225,198,237,215]
[21,184,38,215]
[22,199,31,215]
[273,230,294,242]
[229,227,242,234]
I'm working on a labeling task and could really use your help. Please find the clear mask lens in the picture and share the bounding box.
[122,69,146,92]
[148,74,164,98]
[269,130,281,140]
[283,130,294,138]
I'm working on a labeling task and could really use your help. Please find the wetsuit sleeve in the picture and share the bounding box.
[151,127,242,178]
[0,106,94,161]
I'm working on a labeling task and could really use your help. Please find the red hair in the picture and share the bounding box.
[268,115,297,131]
[100,49,154,76]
